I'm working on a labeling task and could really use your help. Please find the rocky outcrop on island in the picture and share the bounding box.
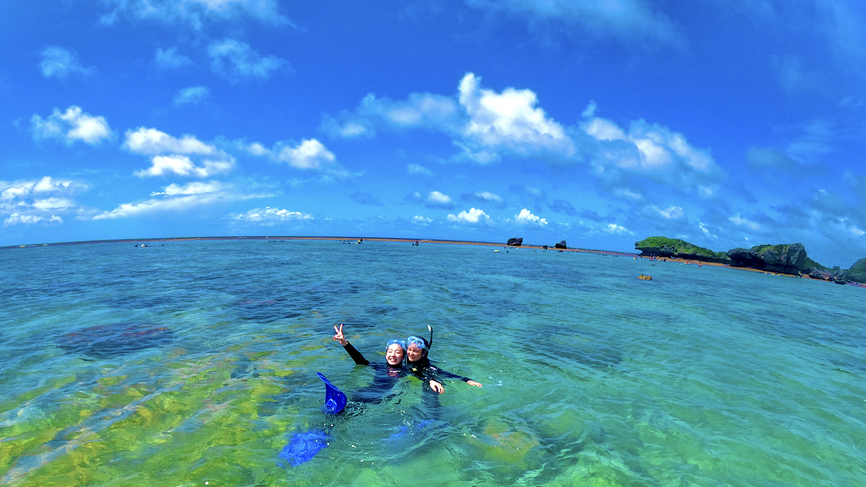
[844,258,866,283]
[635,236,865,283]
[807,267,848,284]
[634,237,731,263]
[506,237,523,246]
[555,240,567,249]
[727,243,807,275]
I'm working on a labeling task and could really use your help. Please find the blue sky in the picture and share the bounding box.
[2,0,865,267]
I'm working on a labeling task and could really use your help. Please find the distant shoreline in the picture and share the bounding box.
[3,235,862,288]
[0,235,639,255]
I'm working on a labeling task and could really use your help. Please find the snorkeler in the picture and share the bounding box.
[406,327,483,393]
[332,324,443,402]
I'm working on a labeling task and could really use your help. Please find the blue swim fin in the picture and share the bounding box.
[279,429,330,467]
[317,372,347,414]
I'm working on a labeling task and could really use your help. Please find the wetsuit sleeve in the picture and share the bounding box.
[433,366,472,383]
[343,342,370,366]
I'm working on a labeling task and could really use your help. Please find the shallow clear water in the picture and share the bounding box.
[1,240,864,486]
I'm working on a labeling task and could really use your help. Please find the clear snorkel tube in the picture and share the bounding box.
[428,324,433,351]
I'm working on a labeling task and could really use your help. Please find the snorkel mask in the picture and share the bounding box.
[407,325,434,359]
[385,339,407,354]
[407,336,429,352]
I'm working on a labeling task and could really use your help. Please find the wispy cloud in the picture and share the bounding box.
[407,163,434,176]
[94,182,268,220]
[100,0,291,29]
[350,192,384,207]
[463,0,685,49]
[173,86,210,105]
[461,191,505,208]
[409,191,455,209]
[155,46,193,70]
[208,39,291,83]
[230,207,313,225]
[40,47,93,79]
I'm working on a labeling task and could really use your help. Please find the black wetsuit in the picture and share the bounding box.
[342,342,407,403]
[409,356,475,385]
[408,356,476,421]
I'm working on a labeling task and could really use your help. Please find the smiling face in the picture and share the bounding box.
[407,343,425,363]
[385,343,405,366]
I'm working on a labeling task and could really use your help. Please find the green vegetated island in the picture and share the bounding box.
[634,236,866,285]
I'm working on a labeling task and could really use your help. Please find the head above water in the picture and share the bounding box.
[385,339,406,366]
[406,335,429,363]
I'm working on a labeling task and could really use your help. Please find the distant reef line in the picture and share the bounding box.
[635,236,866,285]
[5,234,863,285]
[0,235,634,256]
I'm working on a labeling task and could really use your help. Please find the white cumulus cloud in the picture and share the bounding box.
[1,177,85,227]
[123,127,234,178]
[427,191,454,207]
[278,139,335,170]
[134,155,233,178]
[580,109,725,193]
[249,138,351,179]
[447,207,493,225]
[323,73,574,164]
[31,106,112,145]
[456,73,575,163]
[514,208,548,227]
[123,127,216,155]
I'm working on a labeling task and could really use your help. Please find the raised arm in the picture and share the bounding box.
[333,323,369,366]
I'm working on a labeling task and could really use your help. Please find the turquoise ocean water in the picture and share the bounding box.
[1,239,864,486]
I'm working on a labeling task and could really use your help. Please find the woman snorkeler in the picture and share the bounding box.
[332,323,443,402]
[406,326,483,393]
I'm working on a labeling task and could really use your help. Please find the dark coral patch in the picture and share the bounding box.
[58,323,175,359]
